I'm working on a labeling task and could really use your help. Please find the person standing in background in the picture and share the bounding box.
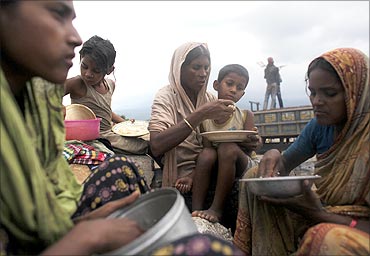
[275,72,284,108]
[263,57,281,110]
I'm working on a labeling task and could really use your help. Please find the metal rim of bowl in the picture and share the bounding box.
[240,175,321,182]
[106,188,186,255]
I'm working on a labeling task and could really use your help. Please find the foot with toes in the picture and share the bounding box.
[192,209,222,223]
[175,176,193,194]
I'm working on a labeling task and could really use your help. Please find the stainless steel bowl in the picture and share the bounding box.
[240,175,321,198]
[105,188,198,255]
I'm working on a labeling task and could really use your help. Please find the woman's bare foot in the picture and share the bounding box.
[175,176,193,194]
[192,209,222,223]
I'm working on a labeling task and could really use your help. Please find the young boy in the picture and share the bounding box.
[192,64,261,223]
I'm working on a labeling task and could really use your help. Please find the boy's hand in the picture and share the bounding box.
[238,134,260,151]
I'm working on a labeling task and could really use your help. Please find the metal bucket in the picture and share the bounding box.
[105,188,199,255]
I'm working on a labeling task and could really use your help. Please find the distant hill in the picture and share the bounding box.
[115,107,151,121]
[114,97,311,121]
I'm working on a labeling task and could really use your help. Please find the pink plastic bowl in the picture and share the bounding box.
[65,119,100,141]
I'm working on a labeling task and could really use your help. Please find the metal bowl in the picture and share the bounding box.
[105,188,198,255]
[240,175,321,198]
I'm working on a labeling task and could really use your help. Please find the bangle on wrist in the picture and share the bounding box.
[349,218,358,228]
[184,118,195,131]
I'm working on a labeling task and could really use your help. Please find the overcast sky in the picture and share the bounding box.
[63,1,369,120]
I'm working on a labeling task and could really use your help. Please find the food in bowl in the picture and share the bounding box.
[240,175,321,198]
[112,120,149,137]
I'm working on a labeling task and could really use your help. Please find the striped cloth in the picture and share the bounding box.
[63,142,110,165]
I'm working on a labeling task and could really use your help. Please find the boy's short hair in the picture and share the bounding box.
[217,64,249,83]
[79,35,116,75]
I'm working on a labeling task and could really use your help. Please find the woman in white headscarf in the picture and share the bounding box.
[149,42,234,194]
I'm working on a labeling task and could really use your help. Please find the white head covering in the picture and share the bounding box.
[169,42,211,113]
[149,42,217,186]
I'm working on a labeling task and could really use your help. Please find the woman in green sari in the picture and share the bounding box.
[0,1,150,254]
[233,48,369,255]
[0,2,245,255]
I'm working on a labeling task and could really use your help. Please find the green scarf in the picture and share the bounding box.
[0,70,82,254]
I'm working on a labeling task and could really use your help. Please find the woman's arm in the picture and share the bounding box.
[150,99,234,157]
[41,218,144,255]
[42,191,143,255]
[257,148,307,177]
[150,118,200,158]
[258,119,320,177]
[261,180,370,234]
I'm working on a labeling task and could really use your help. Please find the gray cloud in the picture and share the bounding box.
[63,1,369,120]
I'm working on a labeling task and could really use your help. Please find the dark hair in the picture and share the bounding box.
[217,64,249,83]
[305,57,342,96]
[79,35,116,74]
[182,45,210,67]
[306,57,340,81]
[0,0,17,7]
[0,0,19,13]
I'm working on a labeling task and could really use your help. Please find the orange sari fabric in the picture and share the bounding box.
[297,223,370,256]
[233,48,369,255]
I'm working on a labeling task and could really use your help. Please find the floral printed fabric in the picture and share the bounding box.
[296,223,370,255]
[72,155,150,218]
[150,233,244,256]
